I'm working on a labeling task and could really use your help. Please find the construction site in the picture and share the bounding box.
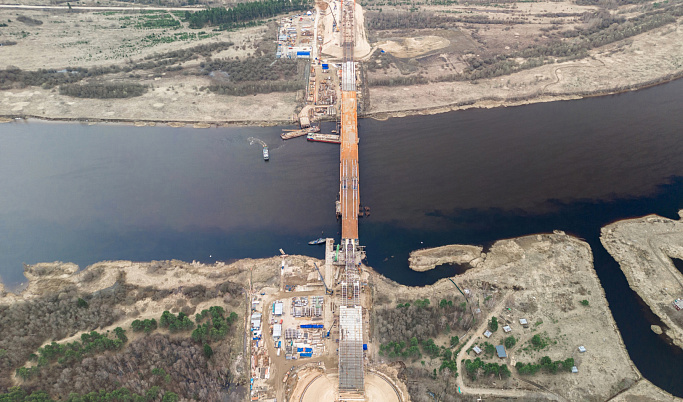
[275,0,369,143]
[247,236,404,402]
[248,0,401,398]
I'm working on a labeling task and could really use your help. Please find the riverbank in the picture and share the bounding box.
[372,233,678,401]
[1,8,681,126]
[601,211,683,351]
[365,18,683,120]
[1,233,682,399]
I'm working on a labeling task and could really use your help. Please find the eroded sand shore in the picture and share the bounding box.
[601,211,683,351]
[408,244,482,272]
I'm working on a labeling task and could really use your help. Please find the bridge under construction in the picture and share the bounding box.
[337,0,365,397]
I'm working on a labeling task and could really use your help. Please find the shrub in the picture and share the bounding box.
[504,336,516,349]
[76,298,89,308]
[489,316,498,332]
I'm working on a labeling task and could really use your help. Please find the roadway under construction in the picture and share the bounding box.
[337,0,365,397]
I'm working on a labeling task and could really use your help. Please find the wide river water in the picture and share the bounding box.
[1,79,683,395]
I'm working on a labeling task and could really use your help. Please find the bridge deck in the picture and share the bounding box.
[340,91,359,240]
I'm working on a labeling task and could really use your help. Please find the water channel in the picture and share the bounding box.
[1,78,683,395]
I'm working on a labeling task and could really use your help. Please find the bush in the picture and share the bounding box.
[580,300,589,306]
[76,298,89,309]
[131,318,158,333]
[504,336,516,349]
[450,336,459,347]
[191,306,237,344]
[489,316,498,332]
[203,344,213,359]
[160,311,195,332]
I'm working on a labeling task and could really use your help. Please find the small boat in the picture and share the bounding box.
[263,147,269,161]
[308,238,325,245]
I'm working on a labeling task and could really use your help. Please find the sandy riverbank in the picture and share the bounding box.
[601,211,683,351]
[365,18,683,121]
[1,8,681,126]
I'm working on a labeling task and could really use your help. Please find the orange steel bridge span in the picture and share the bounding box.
[339,91,359,241]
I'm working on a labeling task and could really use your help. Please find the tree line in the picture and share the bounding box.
[59,83,148,99]
[366,11,524,31]
[207,80,304,96]
[184,0,311,30]
[0,41,234,90]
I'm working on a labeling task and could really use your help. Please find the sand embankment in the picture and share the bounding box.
[408,244,482,272]
[601,211,683,351]
[366,18,683,121]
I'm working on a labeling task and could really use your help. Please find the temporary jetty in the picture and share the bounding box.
[281,126,320,140]
[307,133,341,144]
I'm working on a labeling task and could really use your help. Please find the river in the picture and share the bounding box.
[1,79,683,395]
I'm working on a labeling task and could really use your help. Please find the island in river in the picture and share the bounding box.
[602,211,683,352]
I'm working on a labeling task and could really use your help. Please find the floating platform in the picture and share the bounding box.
[307,133,341,144]
[281,126,320,140]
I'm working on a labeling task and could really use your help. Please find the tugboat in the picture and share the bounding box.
[308,238,325,245]
[263,146,269,161]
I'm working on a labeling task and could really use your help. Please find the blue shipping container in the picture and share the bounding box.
[363,344,367,350]
[300,353,313,358]
[305,348,313,352]
[322,63,329,69]
[301,324,324,329]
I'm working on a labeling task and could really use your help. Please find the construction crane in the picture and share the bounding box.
[314,262,333,295]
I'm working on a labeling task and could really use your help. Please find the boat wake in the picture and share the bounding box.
[247,137,267,148]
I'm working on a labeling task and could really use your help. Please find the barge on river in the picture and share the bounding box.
[307,133,341,144]
[281,126,320,140]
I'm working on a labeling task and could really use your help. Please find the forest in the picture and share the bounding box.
[201,56,299,82]
[0,269,246,400]
[184,0,311,30]
[375,297,472,344]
